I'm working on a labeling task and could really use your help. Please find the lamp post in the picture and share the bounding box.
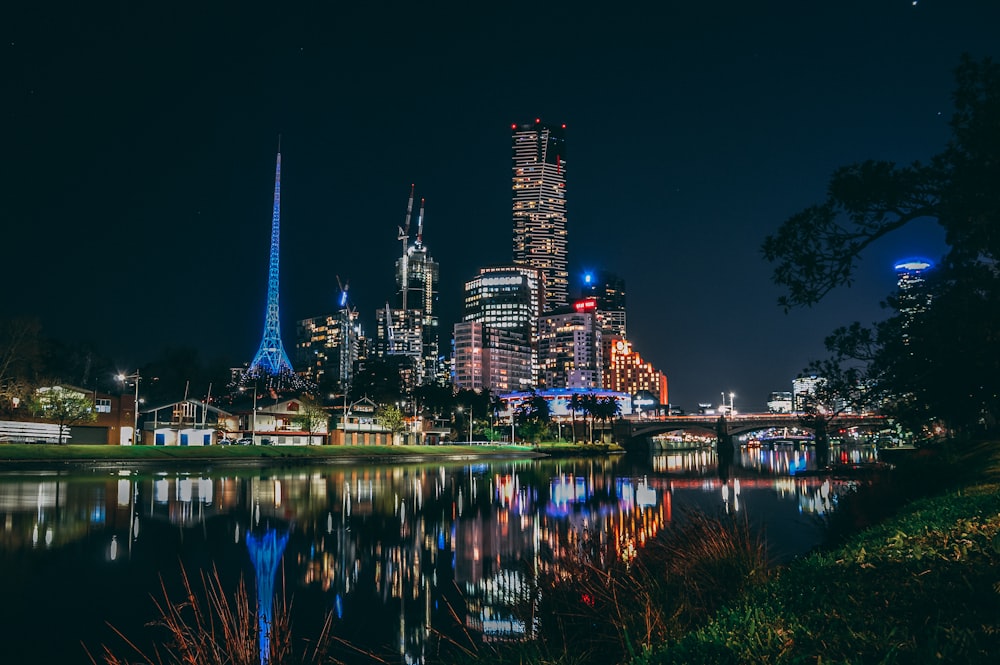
[729,392,736,416]
[117,371,140,445]
[456,405,472,443]
[240,385,258,444]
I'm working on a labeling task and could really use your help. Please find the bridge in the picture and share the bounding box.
[614,412,888,445]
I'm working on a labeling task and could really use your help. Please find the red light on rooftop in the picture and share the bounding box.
[535,118,540,123]
[561,123,566,129]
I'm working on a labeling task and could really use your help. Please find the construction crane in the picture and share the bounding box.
[397,184,415,311]
[335,275,357,317]
[415,197,425,247]
[384,302,396,355]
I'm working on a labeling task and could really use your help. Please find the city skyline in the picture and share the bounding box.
[7,2,997,410]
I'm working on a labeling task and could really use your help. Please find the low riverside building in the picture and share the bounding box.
[1,384,134,445]
[143,399,235,446]
[233,396,329,445]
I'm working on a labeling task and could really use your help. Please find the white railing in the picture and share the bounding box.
[0,420,71,443]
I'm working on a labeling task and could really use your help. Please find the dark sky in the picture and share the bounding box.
[5,1,997,411]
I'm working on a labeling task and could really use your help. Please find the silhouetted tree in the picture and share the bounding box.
[762,56,1000,437]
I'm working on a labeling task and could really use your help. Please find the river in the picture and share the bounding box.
[0,442,883,663]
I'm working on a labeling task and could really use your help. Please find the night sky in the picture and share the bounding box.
[6,1,997,411]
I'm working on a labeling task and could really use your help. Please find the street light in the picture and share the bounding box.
[117,371,140,445]
[730,392,736,416]
[240,386,258,444]
[456,405,472,443]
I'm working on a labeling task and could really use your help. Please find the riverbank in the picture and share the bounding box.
[634,440,1000,664]
[0,441,623,470]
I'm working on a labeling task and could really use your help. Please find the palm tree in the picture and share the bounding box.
[569,393,584,443]
[582,393,599,443]
[592,396,621,442]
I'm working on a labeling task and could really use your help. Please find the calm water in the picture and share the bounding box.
[0,443,882,663]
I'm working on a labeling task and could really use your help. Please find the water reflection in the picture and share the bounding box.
[0,447,883,664]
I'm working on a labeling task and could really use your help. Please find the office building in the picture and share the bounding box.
[458,265,543,388]
[452,322,532,393]
[537,302,603,390]
[512,120,568,311]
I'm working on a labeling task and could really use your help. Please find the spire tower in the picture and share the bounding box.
[247,145,294,384]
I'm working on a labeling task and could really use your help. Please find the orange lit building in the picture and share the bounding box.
[602,337,668,410]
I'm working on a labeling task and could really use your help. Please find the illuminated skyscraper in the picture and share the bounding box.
[378,189,442,387]
[894,258,933,314]
[512,120,568,311]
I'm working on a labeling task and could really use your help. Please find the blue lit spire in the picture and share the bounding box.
[247,143,294,384]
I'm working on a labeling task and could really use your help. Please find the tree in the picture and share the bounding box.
[761,56,1000,437]
[291,394,329,445]
[569,393,584,443]
[514,390,552,443]
[27,386,97,444]
[375,404,406,445]
[0,317,43,415]
[591,396,622,442]
[349,357,406,406]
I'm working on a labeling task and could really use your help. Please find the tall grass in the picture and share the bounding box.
[85,566,334,665]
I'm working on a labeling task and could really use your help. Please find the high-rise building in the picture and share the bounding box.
[582,271,627,338]
[394,193,441,383]
[512,120,568,311]
[792,375,823,412]
[458,265,544,389]
[452,322,532,393]
[378,189,443,387]
[894,258,933,345]
[295,288,364,390]
[537,302,603,390]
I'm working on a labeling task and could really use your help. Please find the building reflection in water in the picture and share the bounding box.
[0,447,889,664]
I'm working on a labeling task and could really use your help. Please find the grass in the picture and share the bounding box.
[632,440,1000,664]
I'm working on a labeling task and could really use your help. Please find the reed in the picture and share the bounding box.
[85,566,334,665]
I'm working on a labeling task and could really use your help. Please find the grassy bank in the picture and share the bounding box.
[634,441,1000,664]
[0,441,620,466]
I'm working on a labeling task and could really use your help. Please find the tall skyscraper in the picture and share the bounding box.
[512,119,568,311]
[245,145,295,388]
[376,188,442,387]
[394,192,442,384]
[894,258,934,344]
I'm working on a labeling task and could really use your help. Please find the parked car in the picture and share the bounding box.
[218,438,236,445]
[236,438,254,446]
